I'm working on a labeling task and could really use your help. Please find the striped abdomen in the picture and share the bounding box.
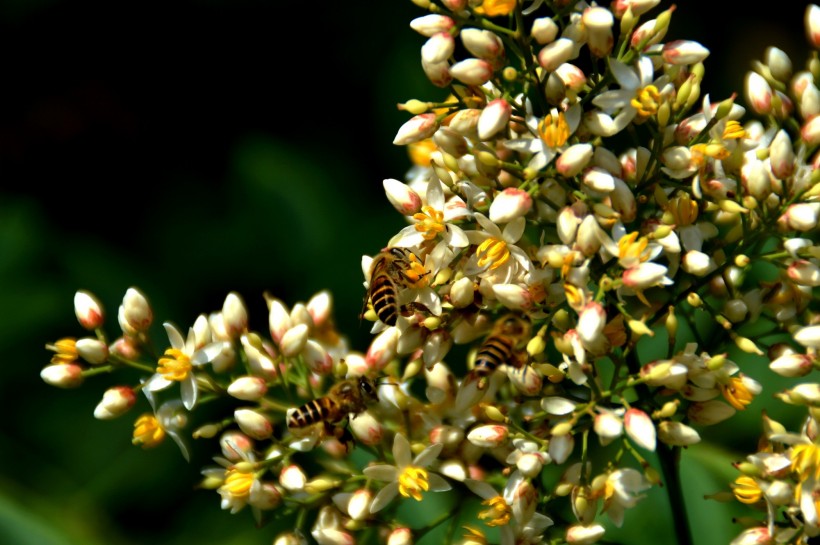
[369,270,399,326]
[287,397,337,429]
[472,335,516,378]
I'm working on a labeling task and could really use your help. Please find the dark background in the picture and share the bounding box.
[0,1,815,544]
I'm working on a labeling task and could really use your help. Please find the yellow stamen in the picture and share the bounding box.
[564,283,584,310]
[220,468,255,499]
[413,205,446,241]
[48,337,78,364]
[667,194,699,227]
[403,253,430,287]
[478,496,512,527]
[476,237,510,270]
[731,475,762,504]
[461,526,488,545]
[157,347,192,382]
[408,139,436,167]
[398,466,429,501]
[791,443,820,481]
[474,0,516,16]
[722,120,746,140]
[691,142,730,162]
[133,414,165,448]
[630,85,661,118]
[721,376,755,411]
[617,232,651,263]
[538,111,570,148]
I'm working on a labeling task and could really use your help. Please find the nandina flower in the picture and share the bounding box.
[505,102,582,173]
[132,396,190,461]
[363,432,450,513]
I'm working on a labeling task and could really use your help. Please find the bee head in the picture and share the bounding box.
[358,376,380,402]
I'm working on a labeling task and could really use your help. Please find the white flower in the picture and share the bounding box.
[592,56,670,134]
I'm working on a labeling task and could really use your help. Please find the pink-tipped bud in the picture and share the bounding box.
[76,337,108,365]
[731,527,772,545]
[110,336,140,360]
[268,298,292,345]
[624,408,656,451]
[383,178,422,215]
[349,410,384,446]
[41,363,83,388]
[393,113,438,146]
[477,98,512,140]
[630,18,668,49]
[461,28,504,62]
[593,410,623,446]
[348,489,374,521]
[448,108,481,137]
[583,7,614,57]
[227,376,268,401]
[249,482,282,511]
[577,215,604,256]
[769,352,813,378]
[387,527,413,545]
[365,326,400,371]
[279,464,307,492]
[449,58,493,85]
[538,38,575,71]
[489,187,532,223]
[566,523,606,544]
[303,340,333,374]
[122,287,152,332]
[421,32,455,64]
[662,40,709,65]
[769,129,795,180]
[222,292,248,340]
[220,430,254,461]
[611,0,660,18]
[409,14,455,37]
[74,290,104,330]
[745,71,773,115]
[787,259,820,287]
[741,156,772,200]
[234,408,273,440]
[800,80,820,120]
[549,432,574,464]
[94,386,136,419]
[421,58,452,88]
[467,424,509,448]
[556,143,594,177]
[531,17,559,44]
[306,290,333,328]
[274,533,307,545]
[622,262,670,289]
[280,323,309,358]
[610,177,637,222]
[807,4,820,48]
[801,114,820,145]
[491,283,533,311]
[577,302,606,346]
[780,203,820,231]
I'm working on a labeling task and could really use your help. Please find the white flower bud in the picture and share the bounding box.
[347,489,373,521]
[538,38,575,71]
[228,376,268,401]
[393,113,438,145]
[349,410,384,446]
[268,298,291,344]
[383,178,421,218]
[448,108,481,137]
[802,114,820,145]
[531,17,559,44]
[741,155,771,200]
[622,262,670,289]
[765,46,792,82]
[41,363,83,388]
[795,325,820,348]
[94,386,136,419]
[492,283,533,311]
[582,7,614,57]
[449,276,476,308]
[582,167,615,193]
[222,292,248,339]
[489,187,532,223]
[387,527,413,545]
[556,143,594,177]
[729,527,771,545]
[610,177,637,222]
[787,260,820,287]
[781,203,820,231]
[769,129,795,180]
[687,400,736,425]
[303,340,333,374]
[566,523,606,544]
[449,58,493,85]
[365,326,399,371]
[624,408,656,451]
[421,32,455,64]
[467,424,509,448]
[76,337,108,364]
[807,4,820,48]
[662,146,692,170]
[745,71,772,115]
[682,250,715,276]
[219,430,254,461]
[122,287,152,332]
[593,410,623,445]
[421,58,452,88]
[274,532,308,545]
[661,40,709,65]
[409,14,454,37]
[307,290,333,328]
[461,28,504,61]
[234,408,273,440]
[74,290,104,330]
[477,98,511,140]
[770,352,813,377]
[658,420,701,446]
[549,431,574,464]
[279,464,307,492]
[611,0,660,18]
[577,302,606,346]
[280,323,309,358]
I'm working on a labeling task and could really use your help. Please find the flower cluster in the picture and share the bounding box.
[43,1,820,544]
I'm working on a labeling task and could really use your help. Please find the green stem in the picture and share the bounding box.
[657,444,693,545]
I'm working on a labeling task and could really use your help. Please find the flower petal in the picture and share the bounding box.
[370,482,400,513]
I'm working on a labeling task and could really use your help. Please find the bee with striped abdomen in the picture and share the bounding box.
[287,376,379,431]
[466,313,532,389]
[364,247,431,327]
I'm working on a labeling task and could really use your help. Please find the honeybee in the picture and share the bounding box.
[364,247,431,327]
[287,376,380,432]
[465,313,532,389]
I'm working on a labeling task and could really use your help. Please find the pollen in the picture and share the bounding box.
[478,495,512,527]
[220,467,255,499]
[133,413,165,449]
[398,466,429,501]
[721,375,755,411]
[404,253,430,287]
[408,139,437,167]
[630,85,661,118]
[476,237,511,270]
[791,443,820,482]
[48,337,79,364]
[157,348,192,382]
[667,194,699,227]
[538,111,570,148]
[617,232,651,263]
[413,205,446,241]
[731,475,762,504]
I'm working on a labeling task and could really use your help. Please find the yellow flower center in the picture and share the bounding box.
[792,443,820,481]
[132,414,165,448]
[538,111,570,148]
[398,466,429,501]
[691,142,730,164]
[476,237,511,270]
[721,375,755,411]
[617,232,651,263]
[630,85,661,118]
[563,283,585,310]
[722,120,746,140]
[48,337,78,364]
[408,139,436,167]
[667,194,699,227]
[413,205,446,241]
[474,0,516,17]
[731,475,762,504]
[478,496,512,527]
[157,348,192,381]
[220,468,255,499]
[403,253,431,288]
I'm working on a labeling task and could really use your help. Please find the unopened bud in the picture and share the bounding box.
[74,290,104,330]
[94,386,136,419]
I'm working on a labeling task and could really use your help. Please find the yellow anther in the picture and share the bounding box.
[722,120,746,140]
[398,466,429,501]
[474,0,516,16]
[667,193,699,226]
[617,232,651,263]
[413,205,446,241]
[478,496,512,527]
[791,443,820,481]
[630,85,662,118]
[538,111,570,148]
[408,139,437,167]
[132,414,165,449]
[48,337,79,364]
[721,376,755,411]
[220,467,255,499]
[404,253,431,287]
[157,348,192,382]
[731,476,762,504]
[476,237,510,270]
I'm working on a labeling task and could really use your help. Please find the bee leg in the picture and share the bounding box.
[332,425,355,453]
[399,302,431,318]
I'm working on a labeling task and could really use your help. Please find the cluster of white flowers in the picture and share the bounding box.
[43,1,820,544]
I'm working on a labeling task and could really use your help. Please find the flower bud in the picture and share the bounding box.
[556,143,594,177]
[387,527,413,545]
[349,410,384,445]
[122,287,152,332]
[227,376,268,401]
[662,40,709,65]
[531,17,559,44]
[94,386,137,419]
[448,108,481,137]
[769,129,795,180]
[347,488,373,521]
[365,326,400,371]
[807,4,820,48]
[393,113,438,146]
[489,187,532,223]
[566,523,606,544]
[449,276,476,309]
[222,292,248,339]
[583,7,614,57]
[461,28,504,62]
[624,408,656,451]
[449,58,493,85]
[467,424,509,448]
[274,532,308,545]
[74,290,104,330]
[593,410,623,445]
[658,420,701,446]
[769,352,813,377]
[492,283,533,311]
[787,260,820,287]
[687,400,736,425]
[682,250,715,276]
[802,114,820,146]
[234,408,273,440]
[279,464,307,492]
[421,32,455,64]
[76,337,108,364]
[582,167,615,193]
[780,203,820,231]
[421,58,452,88]
[41,363,84,388]
[280,323,309,358]
[795,325,820,348]
[409,14,454,37]
[477,98,511,141]
[383,178,422,216]
[538,38,575,71]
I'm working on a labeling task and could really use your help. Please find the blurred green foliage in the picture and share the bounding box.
[0,1,814,544]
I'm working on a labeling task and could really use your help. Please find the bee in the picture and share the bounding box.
[287,376,380,432]
[466,313,532,389]
[364,247,430,327]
